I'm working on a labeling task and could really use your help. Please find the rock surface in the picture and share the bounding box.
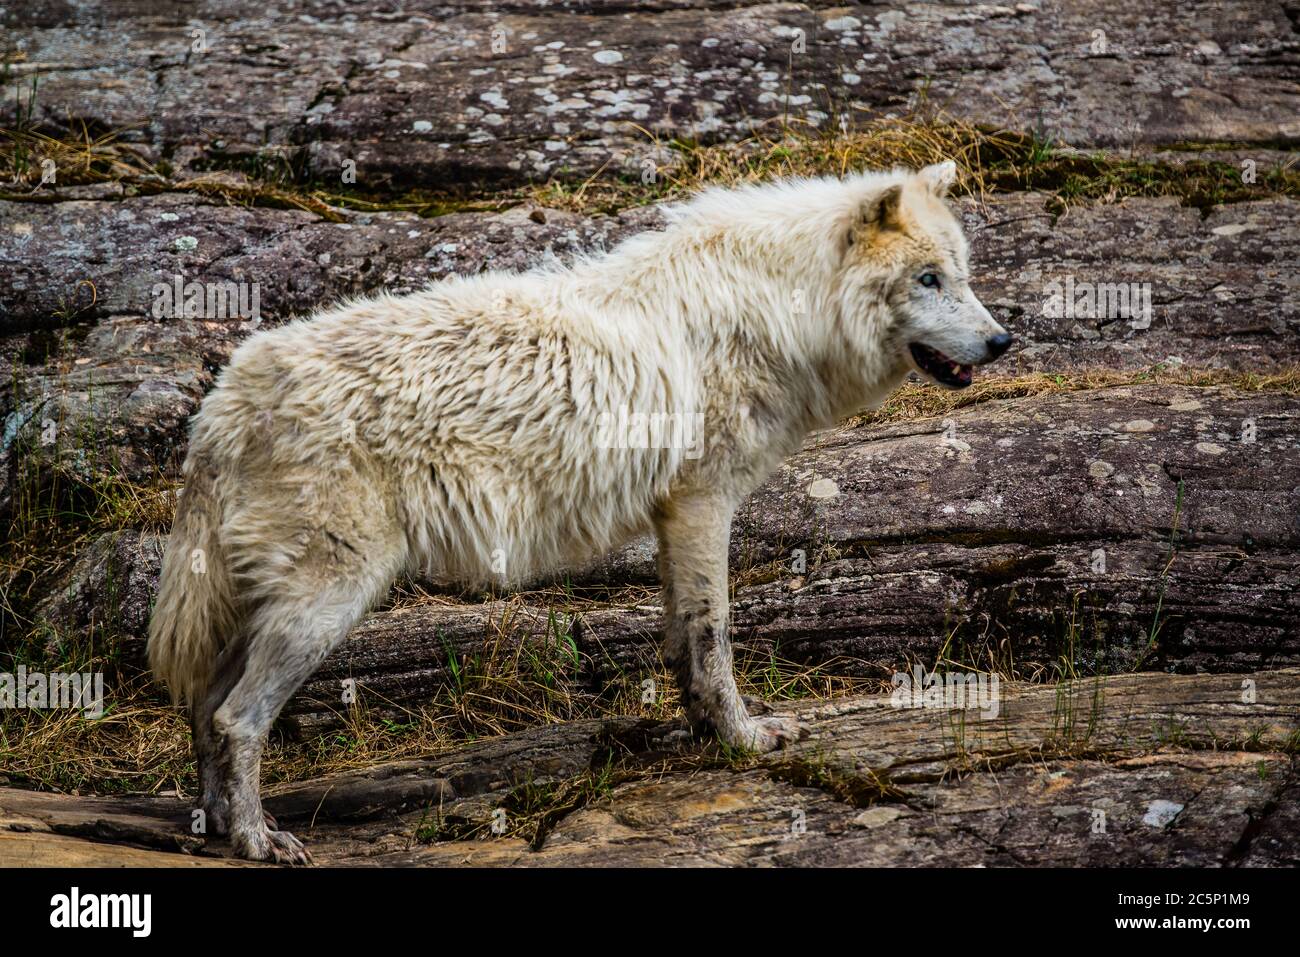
[3,669,1295,866]
[4,2,1297,187]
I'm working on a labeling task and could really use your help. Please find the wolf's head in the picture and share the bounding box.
[839,162,1011,389]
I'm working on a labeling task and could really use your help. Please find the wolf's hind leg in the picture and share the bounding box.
[190,637,249,836]
[215,511,404,864]
[213,575,383,864]
[655,496,806,753]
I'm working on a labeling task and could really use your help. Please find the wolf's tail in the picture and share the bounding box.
[147,462,236,706]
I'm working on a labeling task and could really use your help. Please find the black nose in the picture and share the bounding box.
[986,333,1014,359]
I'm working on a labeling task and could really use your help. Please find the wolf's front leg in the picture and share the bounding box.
[655,495,805,752]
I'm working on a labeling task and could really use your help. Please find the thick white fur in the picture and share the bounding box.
[148,164,1006,862]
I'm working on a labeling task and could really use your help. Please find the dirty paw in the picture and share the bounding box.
[236,827,314,865]
[728,715,808,753]
[266,829,312,865]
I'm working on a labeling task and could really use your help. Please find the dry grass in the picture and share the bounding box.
[0,63,161,193]
[0,120,355,220]
[528,115,1025,213]
[0,459,177,647]
[0,630,875,797]
[528,115,1298,215]
[0,123,161,194]
[848,366,1300,429]
[0,673,191,795]
[4,106,1294,219]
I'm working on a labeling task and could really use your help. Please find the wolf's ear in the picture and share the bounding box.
[918,160,958,196]
[861,184,903,231]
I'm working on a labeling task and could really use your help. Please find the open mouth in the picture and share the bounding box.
[909,343,973,389]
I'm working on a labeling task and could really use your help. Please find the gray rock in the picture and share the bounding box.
[4,2,1297,188]
[0,193,661,333]
[962,194,1300,372]
[33,528,166,659]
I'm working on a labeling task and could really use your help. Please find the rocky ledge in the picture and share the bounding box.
[2,669,1295,866]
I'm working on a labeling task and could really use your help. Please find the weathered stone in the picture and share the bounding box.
[962,194,1300,372]
[0,191,661,333]
[5,2,1296,188]
[724,382,1300,675]
[33,528,166,657]
[2,669,1294,866]
[0,318,215,508]
[734,382,1299,564]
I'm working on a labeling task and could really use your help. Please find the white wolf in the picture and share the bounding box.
[148,162,1012,862]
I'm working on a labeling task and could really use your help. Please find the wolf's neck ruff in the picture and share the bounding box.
[560,176,909,427]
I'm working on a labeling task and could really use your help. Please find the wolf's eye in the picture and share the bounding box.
[919,273,941,289]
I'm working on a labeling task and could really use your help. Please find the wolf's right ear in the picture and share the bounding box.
[861,184,903,231]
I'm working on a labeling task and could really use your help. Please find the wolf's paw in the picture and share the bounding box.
[727,714,808,753]
[265,829,313,866]
[235,826,314,866]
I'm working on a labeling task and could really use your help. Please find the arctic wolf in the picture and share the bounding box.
[148,161,1012,863]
